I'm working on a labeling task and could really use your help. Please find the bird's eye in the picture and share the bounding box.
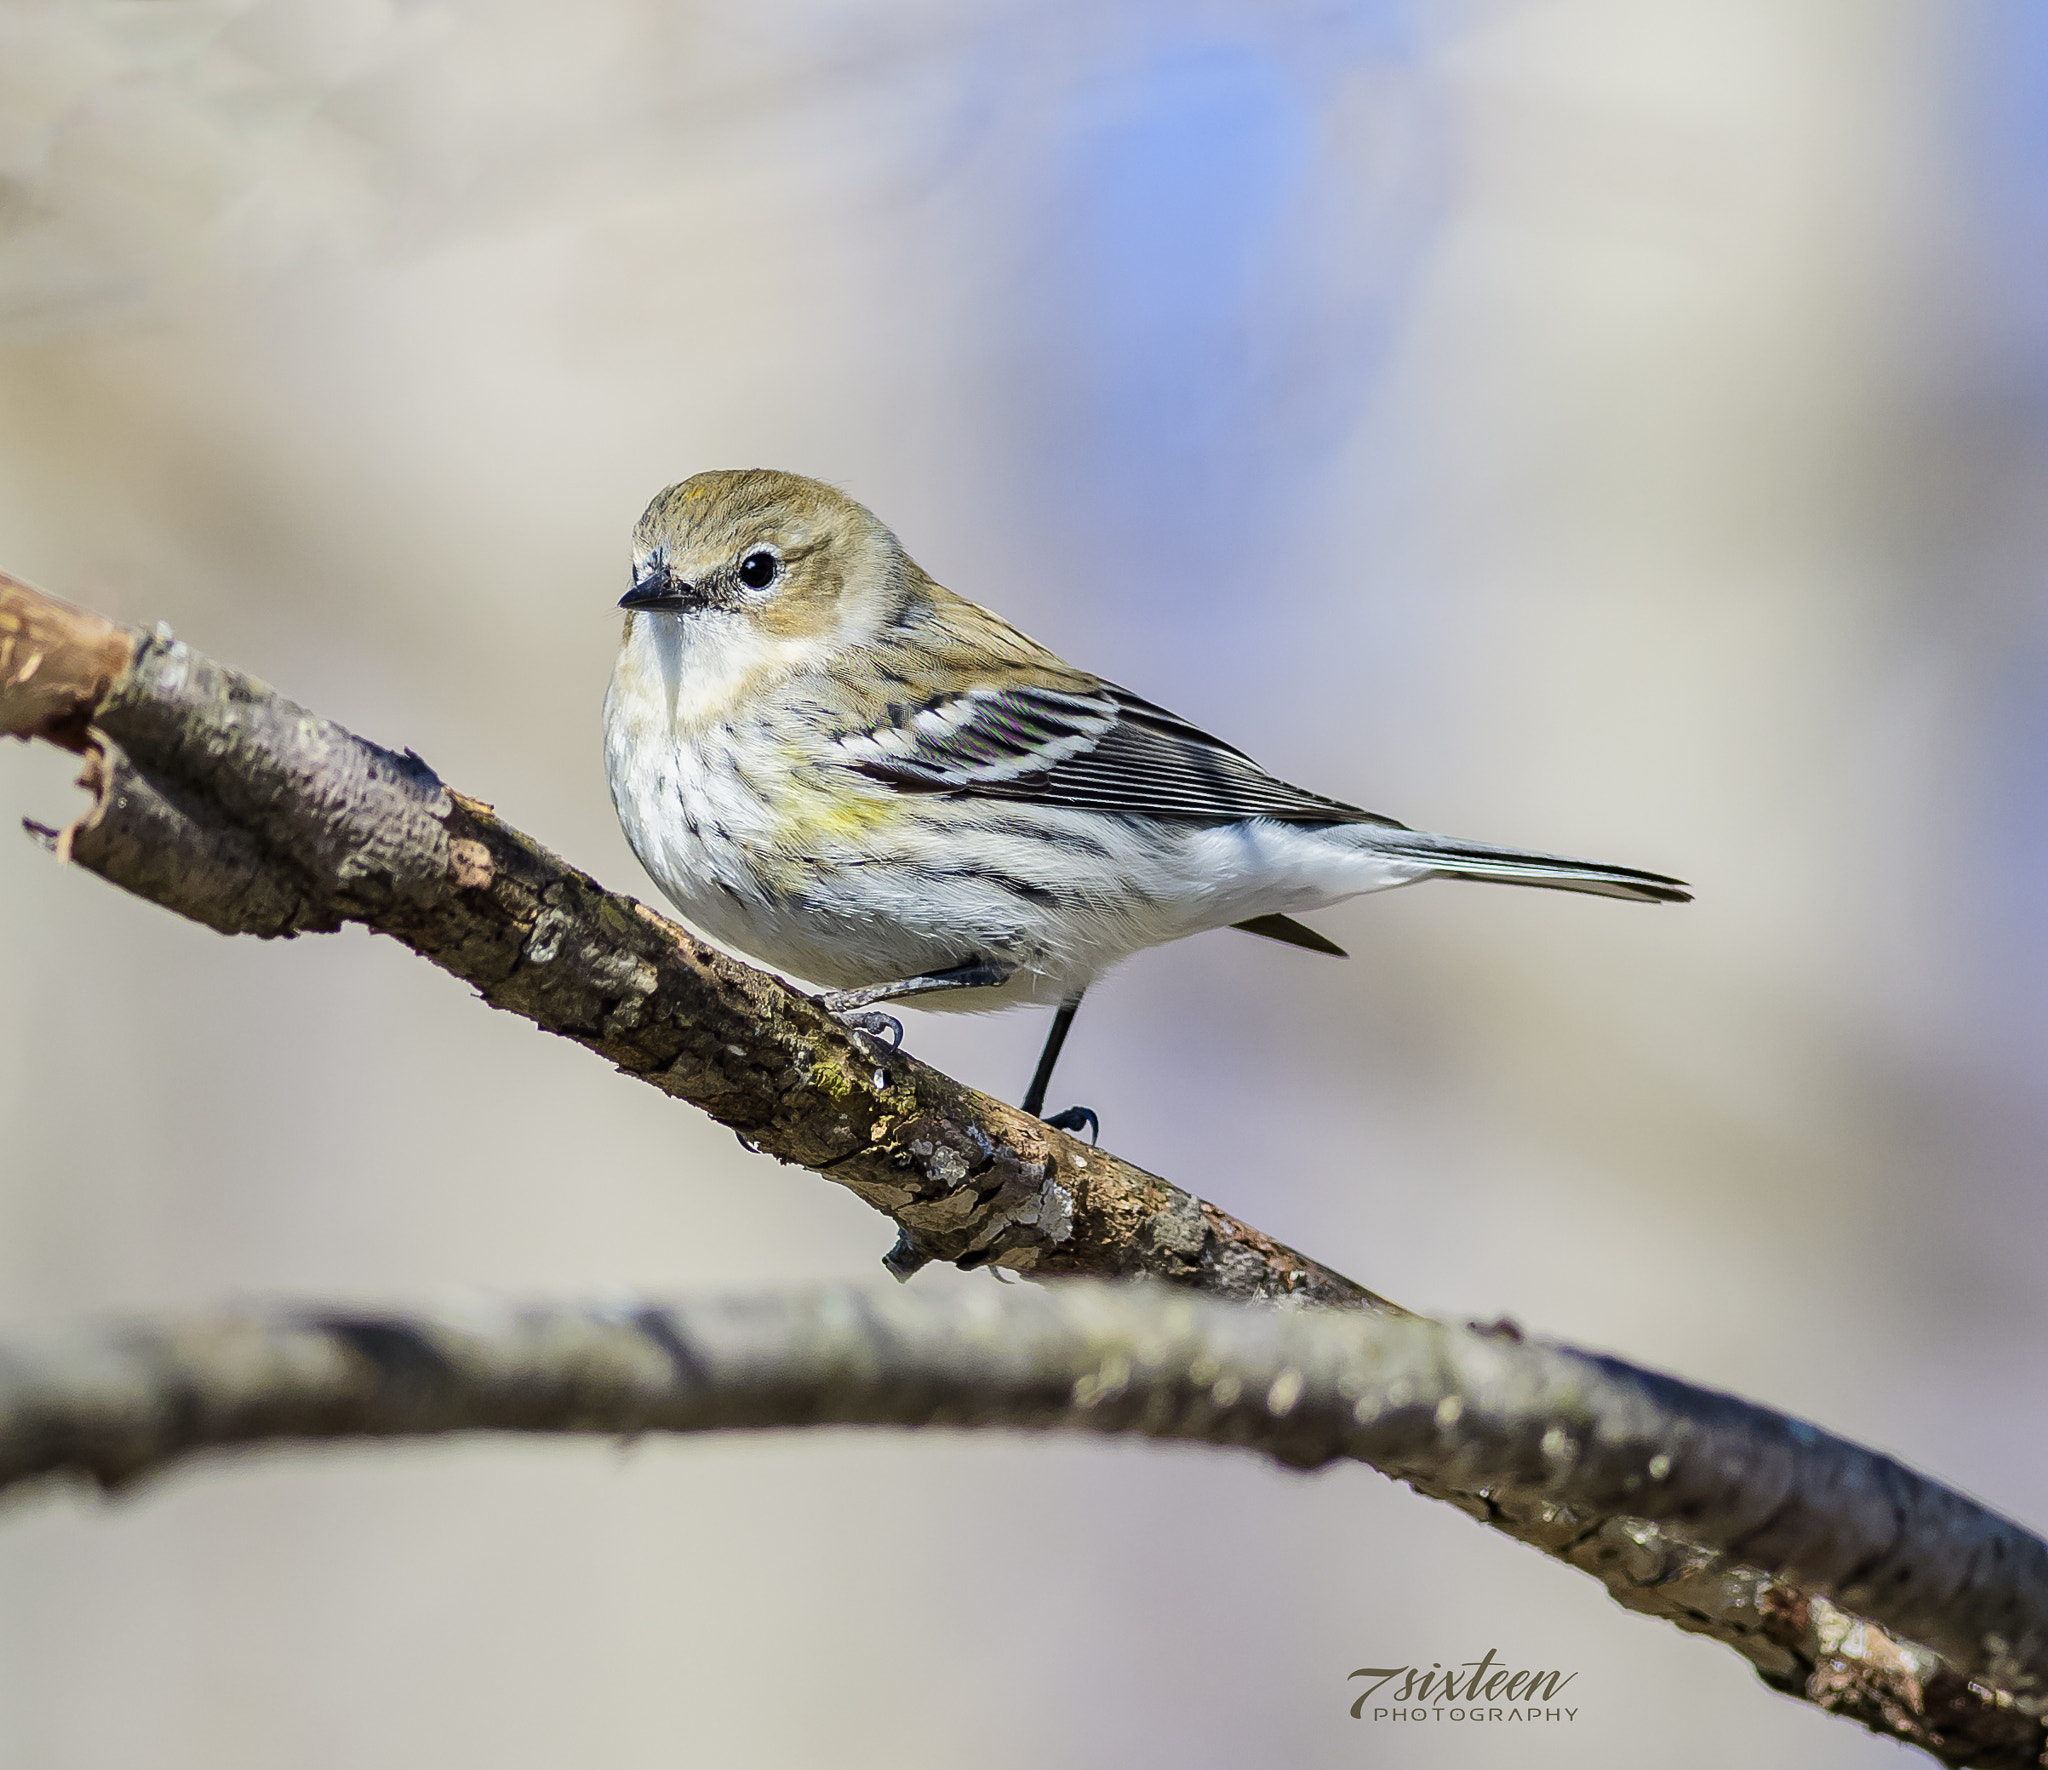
[737,550,780,591]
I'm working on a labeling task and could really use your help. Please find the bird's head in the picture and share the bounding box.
[620,470,912,650]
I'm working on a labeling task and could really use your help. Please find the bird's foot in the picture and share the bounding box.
[831,1008,904,1051]
[824,1006,905,1093]
[881,1226,934,1282]
[1043,1106,1099,1145]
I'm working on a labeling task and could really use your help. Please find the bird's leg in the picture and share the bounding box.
[1021,995,1079,1117]
[1021,993,1097,1142]
[822,959,1014,1012]
[820,960,1015,1052]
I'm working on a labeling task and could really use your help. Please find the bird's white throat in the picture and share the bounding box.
[609,608,833,739]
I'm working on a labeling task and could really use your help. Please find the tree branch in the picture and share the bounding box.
[0,573,1378,1305]
[5,571,2044,1767]
[1,1282,2044,1765]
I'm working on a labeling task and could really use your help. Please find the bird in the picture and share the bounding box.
[603,469,1688,1136]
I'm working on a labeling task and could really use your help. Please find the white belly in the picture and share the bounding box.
[603,628,1425,1009]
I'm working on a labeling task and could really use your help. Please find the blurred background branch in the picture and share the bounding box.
[2,1279,2046,1767]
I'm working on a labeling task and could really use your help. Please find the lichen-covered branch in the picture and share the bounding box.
[5,571,2045,1767]
[0,1282,2043,1765]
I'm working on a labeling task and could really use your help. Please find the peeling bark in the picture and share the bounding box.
[5,573,2045,1767]
[0,575,129,753]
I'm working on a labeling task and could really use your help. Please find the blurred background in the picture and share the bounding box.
[1,0,2043,1763]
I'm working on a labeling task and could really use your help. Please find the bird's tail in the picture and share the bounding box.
[1362,829,1691,904]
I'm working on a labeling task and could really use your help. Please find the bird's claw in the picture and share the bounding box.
[835,1009,904,1051]
[1043,1105,1099,1144]
[882,1226,934,1281]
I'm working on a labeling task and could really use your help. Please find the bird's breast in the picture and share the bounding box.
[604,631,911,912]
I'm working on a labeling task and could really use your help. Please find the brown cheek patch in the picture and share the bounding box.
[756,555,845,642]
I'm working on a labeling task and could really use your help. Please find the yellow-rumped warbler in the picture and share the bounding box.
[604,469,1688,1131]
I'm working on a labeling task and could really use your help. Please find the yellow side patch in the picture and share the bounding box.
[758,748,909,862]
[776,779,906,846]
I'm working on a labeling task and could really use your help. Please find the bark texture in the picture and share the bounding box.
[5,572,2046,1767]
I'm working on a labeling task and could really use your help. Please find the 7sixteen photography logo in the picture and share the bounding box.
[1349,1649,1579,1725]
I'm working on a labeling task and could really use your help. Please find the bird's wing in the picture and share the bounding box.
[824,592,1688,903]
[835,674,1402,828]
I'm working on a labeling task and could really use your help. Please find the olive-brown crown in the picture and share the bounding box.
[630,469,912,638]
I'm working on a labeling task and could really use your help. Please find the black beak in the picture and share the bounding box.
[619,561,698,612]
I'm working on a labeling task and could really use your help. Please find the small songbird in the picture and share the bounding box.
[604,469,1688,1133]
